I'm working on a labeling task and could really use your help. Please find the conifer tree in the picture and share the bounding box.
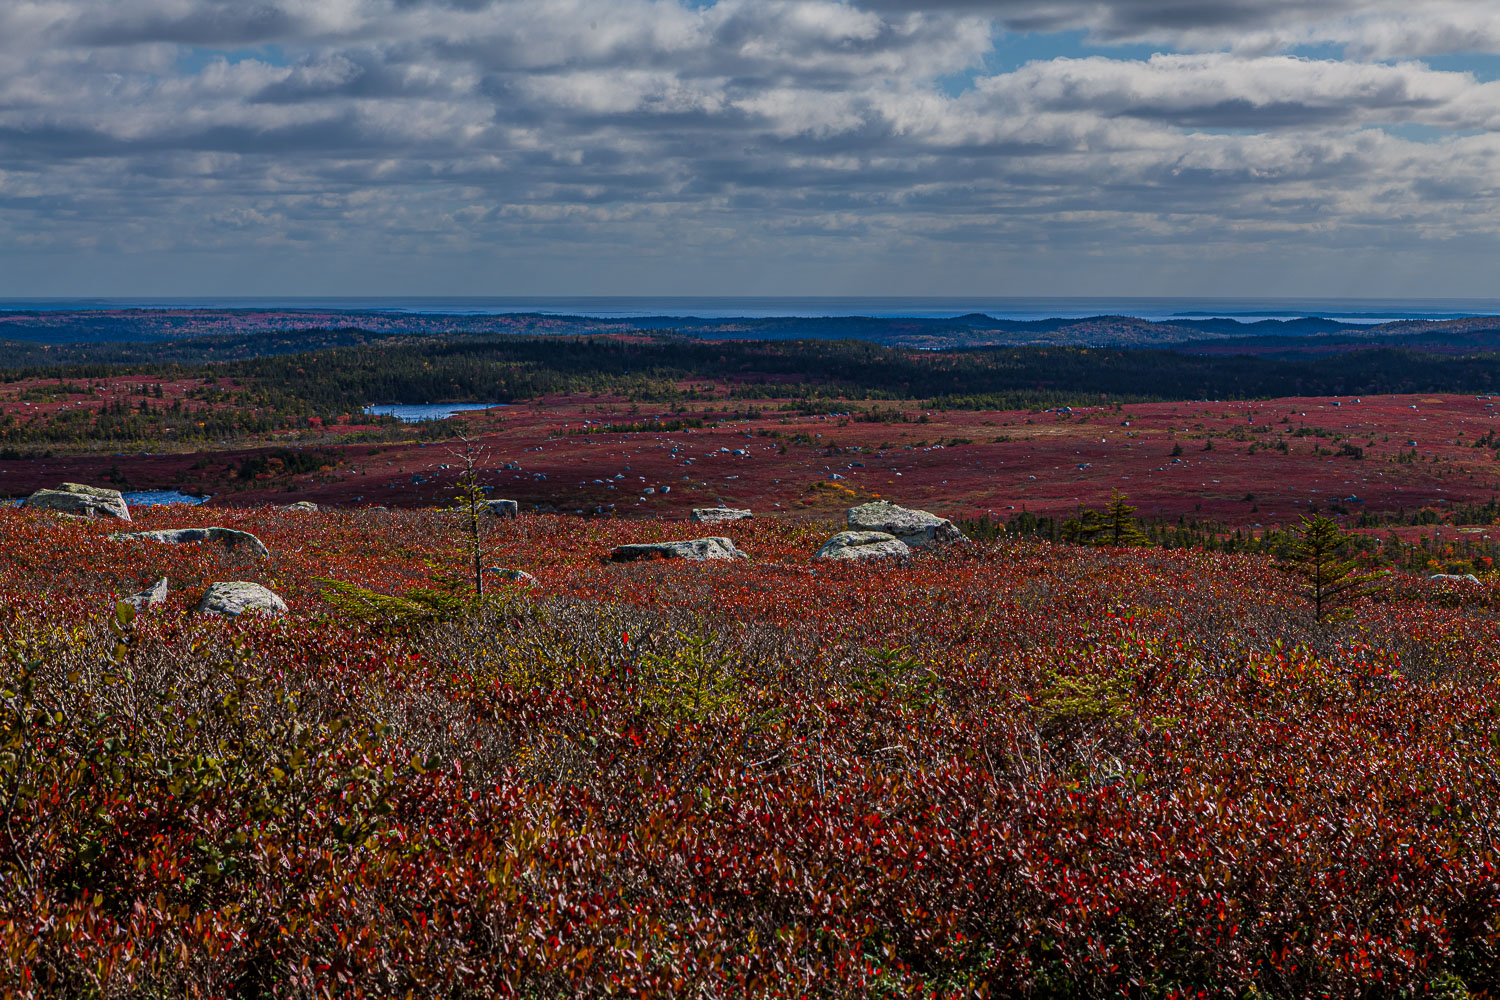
[1063,491,1150,547]
[1284,515,1384,622]
[1101,490,1150,546]
[449,434,490,597]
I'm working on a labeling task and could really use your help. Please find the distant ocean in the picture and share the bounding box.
[5,296,1500,325]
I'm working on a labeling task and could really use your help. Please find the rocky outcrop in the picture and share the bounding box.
[197,582,286,617]
[25,483,131,521]
[486,567,538,585]
[485,499,519,517]
[281,501,319,512]
[1429,573,1482,585]
[125,577,169,609]
[110,527,270,559]
[609,537,748,562]
[691,507,753,523]
[814,530,911,562]
[845,501,964,548]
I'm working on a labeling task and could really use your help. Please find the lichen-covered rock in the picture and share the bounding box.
[197,582,286,617]
[1429,573,1482,586]
[691,507,753,523]
[846,501,964,548]
[485,499,519,517]
[282,500,319,512]
[814,530,912,561]
[125,577,169,609]
[25,483,131,521]
[111,527,270,559]
[609,537,747,562]
[486,567,538,585]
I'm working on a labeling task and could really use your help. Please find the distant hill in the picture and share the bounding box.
[1168,324,1500,359]
[5,306,1500,356]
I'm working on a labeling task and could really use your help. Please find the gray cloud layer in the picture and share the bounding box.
[3,0,1500,296]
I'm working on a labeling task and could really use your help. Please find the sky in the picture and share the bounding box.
[4,0,1500,298]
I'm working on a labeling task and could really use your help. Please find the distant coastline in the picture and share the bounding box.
[7,295,1500,324]
[6,303,1500,357]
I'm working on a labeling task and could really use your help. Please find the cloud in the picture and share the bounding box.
[855,1,1500,58]
[974,54,1500,131]
[2,0,1500,296]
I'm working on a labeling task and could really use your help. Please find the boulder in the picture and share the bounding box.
[609,537,747,562]
[846,501,964,548]
[25,483,131,521]
[1429,573,1482,586]
[486,567,538,586]
[282,500,319,512]
[485,499,519,517]
[111,527,270,559]
[691,507,753,523]
[814,530,911,562]
[125,577,169,609]
[197,582,287,617]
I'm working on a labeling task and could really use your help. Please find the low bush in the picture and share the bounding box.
[1,507,1497,997]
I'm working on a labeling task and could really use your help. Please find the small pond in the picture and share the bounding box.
[124,491,211,507]
[3,490,210,507]
[364,403,504,423]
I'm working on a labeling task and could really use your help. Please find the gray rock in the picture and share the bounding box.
[845,501,964,548]
[25,483,131,521]
[486,567,538,585]
[1429,573,1482,585]
[281,500,319,512]
[609,537,748,562]
[691,507,753,523]
[485,499,519,517]
[125,577,169,609]
[110,527,270,559]
[197,582,287,617]
[814,530,912,561]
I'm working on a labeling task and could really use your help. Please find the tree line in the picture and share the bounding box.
[5,332,1500,418]
[975,494,1499,584]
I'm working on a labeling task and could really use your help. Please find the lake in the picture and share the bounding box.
[365,403,504,422]
[2,489,209,507]
[124,490,211,506]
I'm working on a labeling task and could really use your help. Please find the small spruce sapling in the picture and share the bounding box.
[1283,514,1384,623]
[449,434,490,598]
[315,434,502,628]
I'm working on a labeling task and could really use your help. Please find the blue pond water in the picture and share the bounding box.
[2,490,209,507]
[123,491,211,506]
[365,403,503,422]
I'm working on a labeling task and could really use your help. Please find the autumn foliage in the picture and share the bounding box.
[2,504,1499,998]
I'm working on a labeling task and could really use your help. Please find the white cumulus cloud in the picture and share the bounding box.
[1,0,1499,295]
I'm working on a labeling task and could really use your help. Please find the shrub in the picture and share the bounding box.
[2,508,1499,997]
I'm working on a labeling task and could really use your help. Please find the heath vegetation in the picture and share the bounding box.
[2,503,1498,997]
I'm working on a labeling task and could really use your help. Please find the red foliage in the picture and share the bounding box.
[8,389,1500,533]
[1,506,1498,996]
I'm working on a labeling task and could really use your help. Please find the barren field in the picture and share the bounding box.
[5,381,1499,532]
